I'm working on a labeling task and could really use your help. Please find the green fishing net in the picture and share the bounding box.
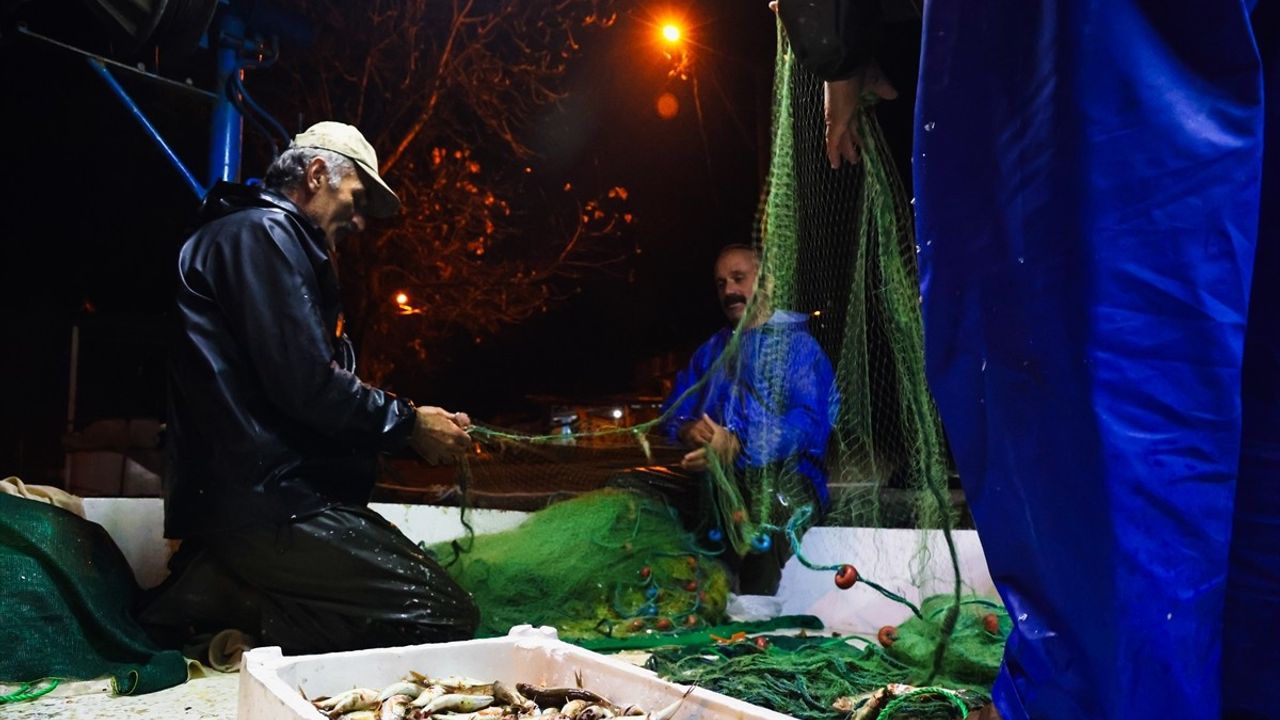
[430,489,733,639]
[645,595,1008,720]
[425,18,994,716]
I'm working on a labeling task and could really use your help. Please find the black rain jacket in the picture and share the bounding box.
[165,182,415,538]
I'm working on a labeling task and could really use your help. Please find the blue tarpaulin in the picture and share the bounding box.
[1224,3,1279,717]
[913,1,1276,718]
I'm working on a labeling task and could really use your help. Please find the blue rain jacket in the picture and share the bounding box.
[660,310,837,506]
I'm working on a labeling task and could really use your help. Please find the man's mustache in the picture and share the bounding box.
[722,293,748,308]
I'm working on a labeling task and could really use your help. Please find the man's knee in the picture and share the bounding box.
[136,539,264,645]
[367,572,479,647]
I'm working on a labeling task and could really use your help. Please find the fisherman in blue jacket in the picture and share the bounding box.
[656,244,836,594]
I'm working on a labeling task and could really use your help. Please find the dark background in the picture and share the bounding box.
[0,0,785,482]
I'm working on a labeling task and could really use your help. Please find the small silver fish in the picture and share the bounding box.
[380,694,414,720]
[410,686,450,708]
[577,705,616,720]
[493,681,537,714]
[315,688,381,718]
[420,693,495,714]
[415,674,494,693]
[380,682,424,701]
[432,707,506,720]
[849,684,918,720]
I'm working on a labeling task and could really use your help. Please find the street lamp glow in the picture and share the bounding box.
[395,292,409,305]
[656,92,679,119]
[661,24,681,43]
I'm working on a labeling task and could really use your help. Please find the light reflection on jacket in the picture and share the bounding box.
[660,310,838,506]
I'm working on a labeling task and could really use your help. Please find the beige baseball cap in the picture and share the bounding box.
[291,121,401,218]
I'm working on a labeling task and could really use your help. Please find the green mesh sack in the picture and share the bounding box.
[883,595,1008,690]
[0,494,188,698]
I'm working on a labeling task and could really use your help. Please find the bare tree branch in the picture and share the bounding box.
[261,0,633,383]
[381,0,476,175]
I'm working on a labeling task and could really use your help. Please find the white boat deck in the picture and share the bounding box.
[2,499,995,719]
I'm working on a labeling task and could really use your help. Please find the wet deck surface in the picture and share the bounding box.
[0,670,238,720]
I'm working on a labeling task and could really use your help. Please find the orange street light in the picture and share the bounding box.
[654,17,692,79]
[394,292,409,306]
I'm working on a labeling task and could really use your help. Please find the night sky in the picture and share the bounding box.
[1,0,779,480]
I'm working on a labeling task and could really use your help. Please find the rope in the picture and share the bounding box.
[469,420,663,445]
[878,686,969,719]
[784,506,923,618]
[577,615,824,652]
[0,678,60,704]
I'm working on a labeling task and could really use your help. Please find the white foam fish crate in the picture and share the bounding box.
[238,625,797,720]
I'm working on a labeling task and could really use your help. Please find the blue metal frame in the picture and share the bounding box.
[26,2,296,200]
[78,7,251,199]
[87,58,206,198]
[208,12,246,187]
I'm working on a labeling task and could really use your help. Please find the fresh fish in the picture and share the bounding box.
[493,681,537,713]
[577,705,616,720]
[418,693,495,714]
[380,682,424,701]
[517,684,608,709]
[848,684,917,720]
[410,686,450,708]
[315,688,380,718]
[429,707,506,720]
[380,694,414,720]
[409,674,494,694]
[560,700,590,719]
[337,712,377,720]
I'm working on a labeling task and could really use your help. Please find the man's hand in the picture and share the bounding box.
[825,63,898,168]
[410,406,472,465]
[678,415,718,448]
[680,414,741,472]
